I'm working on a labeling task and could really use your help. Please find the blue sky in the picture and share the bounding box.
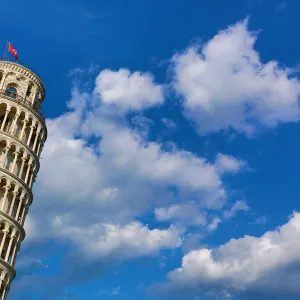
[2,0,300,299]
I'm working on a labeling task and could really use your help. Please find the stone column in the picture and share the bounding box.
[18,156,26,179]
[32,127,40,152]
[0,231,8,258]
[36,130,44,156]
[0,110,9,131]
[10,113,19,135]
[27,124,35,146]
[11,244,20,267]
[1,286,7,300]
[10,150,19,174]
[0,73,6,90]
[19,207,25,225]
[37,143,43,158]
[8,190,18,216]
[29,172,34,189]
[19,119,28,141]
[0,186,10,211]
[20,206,28,226]
[24,163,32,184]
[15,195,25,222]
[9,237,19,266]
[5,234,14,262]
[36,142,41,157]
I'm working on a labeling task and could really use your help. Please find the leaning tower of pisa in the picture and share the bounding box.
[0,59,46,299]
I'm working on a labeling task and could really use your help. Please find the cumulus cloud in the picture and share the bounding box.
[172,19,300,135]
[94,68,164,112]
[52,220,182,261]
[155,212,300,299]
[28,92,241,254]
[18,66,245,296]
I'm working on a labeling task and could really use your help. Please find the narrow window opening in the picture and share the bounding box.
[5,87,17,99]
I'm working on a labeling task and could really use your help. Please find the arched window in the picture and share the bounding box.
[5,87,17,99]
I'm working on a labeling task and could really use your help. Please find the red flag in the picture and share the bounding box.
[8,42,18,61]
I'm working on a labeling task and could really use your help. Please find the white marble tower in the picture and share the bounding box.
[0,59,47,299]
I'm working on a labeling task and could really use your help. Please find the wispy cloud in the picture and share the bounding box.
[275,2,288,12]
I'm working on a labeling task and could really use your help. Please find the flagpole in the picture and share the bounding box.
[3,41,8,60]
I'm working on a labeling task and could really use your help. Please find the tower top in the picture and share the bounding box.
[0,58,45,102]
[0,59,46,124]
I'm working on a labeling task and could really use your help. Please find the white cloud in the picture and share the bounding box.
[157,212,300,298]
[94,68,164,112]
[155,204,207,227]
[207,216,221,232]
[223,200,249,219]
[25,77,245,267]
[52,219,182,261]
[172,20,300,135]
[18,64,246,298]
[216,153,246,174]
[155,200,248,232]
[99,127,223,193]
